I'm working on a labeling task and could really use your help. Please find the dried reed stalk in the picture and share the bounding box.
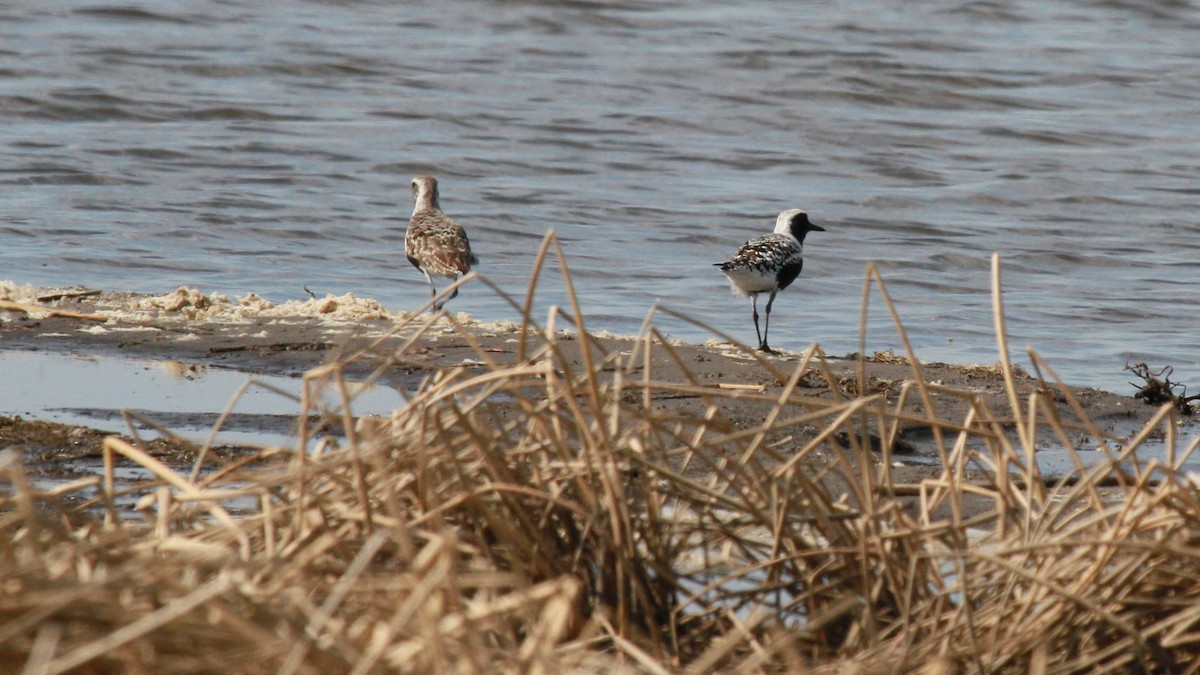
[2,236,1198,673]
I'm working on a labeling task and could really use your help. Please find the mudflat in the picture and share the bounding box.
[1,284,1171,492]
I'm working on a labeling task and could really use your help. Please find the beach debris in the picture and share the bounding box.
[0,299,109,322]
[869,349,910,365]
[130,286,394,322]
[1126,361,1198,415]
[135,286,217,313]
[36,289,102,303]
[836,374,900,398]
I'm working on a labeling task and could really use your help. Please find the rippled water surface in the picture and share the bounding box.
[3,1,1199,391]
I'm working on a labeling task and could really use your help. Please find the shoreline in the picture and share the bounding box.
[1,282,1181,478]
[0,281,1170,421]
[0,281,1145,390]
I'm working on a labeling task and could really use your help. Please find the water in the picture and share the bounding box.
[2,1,1198,392]
[0,350,403,447]
[0,349,406,514]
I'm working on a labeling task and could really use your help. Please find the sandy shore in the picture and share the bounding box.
[1,281,1179,513]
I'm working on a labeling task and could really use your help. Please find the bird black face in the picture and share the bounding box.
[789,212,825,239]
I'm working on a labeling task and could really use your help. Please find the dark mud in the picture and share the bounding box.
[2,286,1190,521]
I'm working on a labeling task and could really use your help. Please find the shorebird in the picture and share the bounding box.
[406,175,478,311]
[715,209,824,353]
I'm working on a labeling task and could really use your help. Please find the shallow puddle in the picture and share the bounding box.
[1034,444,1200,484]
[0,349,404,447]
[890,438,1200,485]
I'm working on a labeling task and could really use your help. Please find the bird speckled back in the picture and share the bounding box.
[406,176,477,278]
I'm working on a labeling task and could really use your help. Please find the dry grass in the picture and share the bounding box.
[3,235,1200,673]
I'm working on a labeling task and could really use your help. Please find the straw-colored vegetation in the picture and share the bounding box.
[3,235,1200,673]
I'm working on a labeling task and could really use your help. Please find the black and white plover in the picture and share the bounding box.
[715,209,824,353]
[406,175,478,311]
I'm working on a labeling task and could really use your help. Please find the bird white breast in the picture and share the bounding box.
[722,266,783,296]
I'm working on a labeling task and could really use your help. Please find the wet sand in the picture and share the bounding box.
[1,283,1177,519]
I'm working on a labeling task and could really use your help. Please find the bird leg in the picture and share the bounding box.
[423,270,442,312]
[750,293,764,349]
[435,285,458,312]
[759,291,778,353]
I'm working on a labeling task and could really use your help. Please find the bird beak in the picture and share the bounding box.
[811,223,826,232]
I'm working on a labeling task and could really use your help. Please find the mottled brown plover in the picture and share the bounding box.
[406,175,478,311]
[715,209,824,353]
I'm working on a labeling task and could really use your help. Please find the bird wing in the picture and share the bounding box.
[407,210,475,276]
[719,234,800,271]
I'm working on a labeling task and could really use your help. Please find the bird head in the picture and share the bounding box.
[411,175,441,210]
[775,209,824,241]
